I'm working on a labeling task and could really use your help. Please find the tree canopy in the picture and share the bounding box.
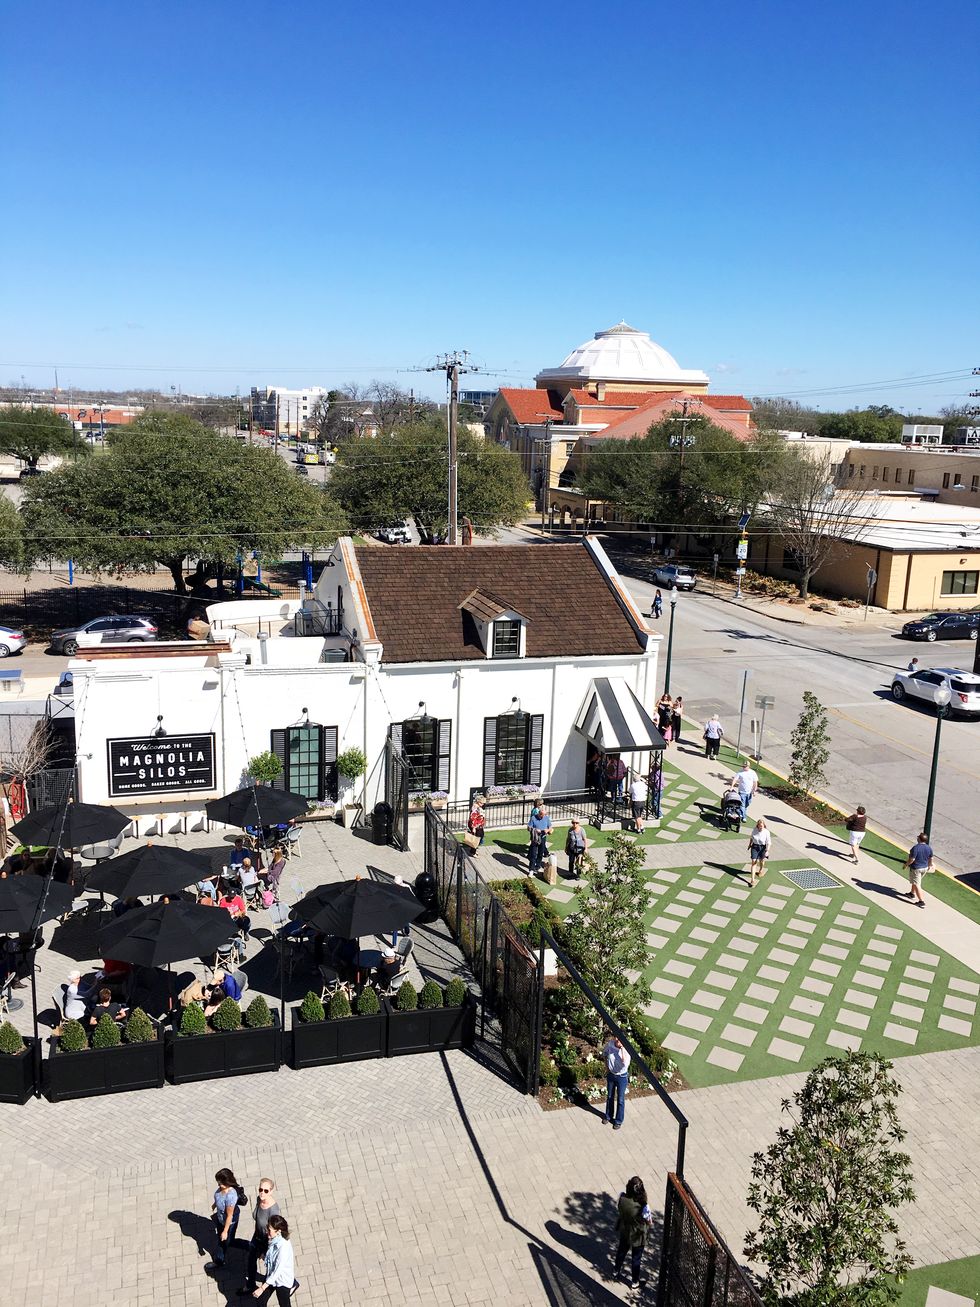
[20,413,346,592]
[329,415,530,541]
[0,495,22,570]
[0,406,90,470]
[580,414,786,534]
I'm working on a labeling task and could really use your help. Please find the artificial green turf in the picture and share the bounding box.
[897,1254,980,1304]
[637,855,980,1088]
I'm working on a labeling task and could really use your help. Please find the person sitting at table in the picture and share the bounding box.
[375,949,402,987]
[229,838,247,869]
[64,969,95,1020]
[218,882,251,939]
[112,896,140,918]
[88,986,128,1027]
[179,976,209,1007]
[204,968,242,1016]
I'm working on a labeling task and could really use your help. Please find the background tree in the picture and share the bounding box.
[0,406,89,471]
[745,1051,914,1306]
[329,414,530,540]
[562,831,651,1031]
[816,409,904,444]
[750,396,824,436]
[20,413,346,592]
[788,690,831,797]
[768,451,877,599]
[0,494,23,570]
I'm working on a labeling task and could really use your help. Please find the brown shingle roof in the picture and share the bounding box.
[458,588,528,623]
[353,543,642,664]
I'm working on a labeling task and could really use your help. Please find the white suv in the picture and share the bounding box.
[890,666,980,717]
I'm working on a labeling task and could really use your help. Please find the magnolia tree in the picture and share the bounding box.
[745,1052,914,1306]
[788,690,831,797]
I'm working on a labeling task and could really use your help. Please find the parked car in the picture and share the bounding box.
[889,666,980,717]
[652,563,697,591]
[0,625,25,657]
[19,466,43,478]
[49,615,159,656]
[901,611,980,642]
[375,523,412,545]
[293,463,309,476]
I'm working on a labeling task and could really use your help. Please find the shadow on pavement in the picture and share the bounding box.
[854,877,913,901]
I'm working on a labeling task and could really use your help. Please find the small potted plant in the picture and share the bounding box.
[247,751,284,786]
[385,976,475,1057]
[42,1007,166,1102]
[0,1018,38,1105]
[336,747,367,827]
[289,982,386,1069]
[166,994,281,1086]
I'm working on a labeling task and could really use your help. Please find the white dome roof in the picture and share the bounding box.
[536,321,709,387]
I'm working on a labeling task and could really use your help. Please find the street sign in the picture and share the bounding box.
[712,553,719,565]
[736,538,748,561]
[735,566,746,576]
[738,511,751,531]
[867,568,877,586]
[755,694,775,709]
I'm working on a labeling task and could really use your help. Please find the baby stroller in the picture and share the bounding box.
[721,793,742,833]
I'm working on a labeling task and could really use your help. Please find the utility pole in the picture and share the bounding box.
[248,391,254,445]
[426,352,473,545]
[274,393,280,458]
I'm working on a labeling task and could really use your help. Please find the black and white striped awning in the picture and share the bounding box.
[574,678,664,753]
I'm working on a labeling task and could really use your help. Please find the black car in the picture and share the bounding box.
[901,611,980,642]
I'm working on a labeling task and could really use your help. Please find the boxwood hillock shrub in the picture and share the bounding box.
[124,1008,156,1044]
[91,1013,122,1049]
[244,995,272,1029]
[300,991,325,1023]
[59,1019,88,1053]
[395,981,418,1012]
[327,989,351,1019]
[444,978,467,1008]
[355,986,380,1016]
[179,1003,207,1037]
[0,1021,25,1055]
[211,997,242,1032]
[419,980,443,1010]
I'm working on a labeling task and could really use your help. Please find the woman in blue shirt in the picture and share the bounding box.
[205,1167,243,1270]
[527,805,553,875]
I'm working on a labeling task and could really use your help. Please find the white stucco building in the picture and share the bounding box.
[69,539,662,832]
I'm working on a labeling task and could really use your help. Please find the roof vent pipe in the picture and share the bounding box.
[257,631,269,666]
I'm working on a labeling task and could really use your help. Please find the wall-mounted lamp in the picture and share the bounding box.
[152,715,166,739]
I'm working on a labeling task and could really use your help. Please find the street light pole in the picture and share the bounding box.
[923,684,952,839]
[664,590,679,694]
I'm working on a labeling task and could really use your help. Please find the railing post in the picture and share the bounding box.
[532,933,545,1096]
[656,1177,673,1307]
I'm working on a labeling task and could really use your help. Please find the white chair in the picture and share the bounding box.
[268,903,290,932]
[285,826,303,860]
[395,937,414,966]
[378,968,411,1000]
[239,865,261,909]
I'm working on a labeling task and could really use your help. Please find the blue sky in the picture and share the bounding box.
[1,0,977,410]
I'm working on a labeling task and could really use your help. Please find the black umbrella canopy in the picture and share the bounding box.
[205,785,308,830]
[0,876,75,934]
[10,801,130,850]
[292,878,423,940]
[86,843,212,900]
[97,900,236,968]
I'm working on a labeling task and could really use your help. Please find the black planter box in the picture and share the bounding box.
[0,1038,39,1104]
[385,996,475,1057]
[289,1008,386,1068]
[42,1037,166,1102]
[166,1014,281,1085]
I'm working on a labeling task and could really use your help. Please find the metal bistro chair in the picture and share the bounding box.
[239,865,262,911]
[284,826,303,860]
[376,967,411,1000]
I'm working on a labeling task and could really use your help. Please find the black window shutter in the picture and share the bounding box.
[321,726,338,801]
[483,717,497,789]
[436,719,452,792]
[269,729,288,791]
[526,714,544,787]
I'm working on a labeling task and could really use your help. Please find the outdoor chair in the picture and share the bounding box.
[239,865,262,909]
[318,964,350,1004]
[268,902,290,933]
[394,937,414,966]
[231,968,249,999]
[377,968,410,1000]
[285,826,303,859]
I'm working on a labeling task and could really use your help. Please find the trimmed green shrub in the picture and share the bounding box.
[538,1056,560,1087]
[355,986,380,1016]
[91,1013,122,1049]
[244,995,272,1029]
[336,747,367,779]
[395,980,418,1012]
[179,1002,207,1037]
[59,1019,88,1053]
[211,997,242,1032]
[247,751,283,784]
[299,990,325,1023]
[444,977,467,1008]
[124,1008,156,1044]
[327,989,351,1019]
[419,980,443,1010]
[0,1020,25,1055]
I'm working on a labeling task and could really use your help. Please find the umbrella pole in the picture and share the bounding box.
[278,924,286,1031]
[29,956,41,1098]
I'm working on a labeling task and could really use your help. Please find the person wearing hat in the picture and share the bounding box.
[376,949,402,987]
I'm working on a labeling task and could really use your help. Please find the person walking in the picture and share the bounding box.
[466,797,486,854]
[612,1176,653,1288]
[671,696,683,746]
[205,1168,246,1271]
[238,1178,281,1297]
[606,754,627,799]
[651,590,663,620]
[747,818,771,885]
[702,714,724,760]
[656,694,673,743]
[251,1215,298,1303]
[736,759,759,820]
[527,804,553,876]
[629,772,648,834]
[845,806,867,863]
[564,819,588,877]
[602,1033,631,1131]
[902,832,934,908]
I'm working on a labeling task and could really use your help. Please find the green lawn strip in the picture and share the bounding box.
[896,1254,980,1305]
[715,744,980,931]
[638,856,980,1089]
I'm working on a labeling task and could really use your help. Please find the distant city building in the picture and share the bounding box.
[950,427,980,447]
[0,401,142,431]
[249,386,329,434]
[901,423,943,445]
[459,390,498,416]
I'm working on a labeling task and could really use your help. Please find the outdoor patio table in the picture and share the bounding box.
[355,947,382,984]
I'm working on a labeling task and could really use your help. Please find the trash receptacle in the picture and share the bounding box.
[372,801,393,846]
[414,870,439,923]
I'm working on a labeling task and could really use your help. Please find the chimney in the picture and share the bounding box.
[596,382,606,401]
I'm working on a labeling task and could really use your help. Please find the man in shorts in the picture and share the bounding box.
[902,832,934,907]
[629,773,648,834]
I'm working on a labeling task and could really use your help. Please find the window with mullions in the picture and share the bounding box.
[390,718,452,792]
[941,570,979,597]
[268,724,338,801]
[492,619,521,658]
[482,713,544,788]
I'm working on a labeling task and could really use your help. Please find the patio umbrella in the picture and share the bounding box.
[96,900,236,968]
[291,877,424,940]
[86,843,211,900]
[10,801,129,850]
[205,785,308,830]
[0,875,75,934]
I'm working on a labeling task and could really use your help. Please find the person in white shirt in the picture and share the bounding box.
[747,818,771,885]
[253,1214,298,1303]
[736,760,759,819]
[702,714,724,759]
[602,1034,632,1131]
[628,774,648,834]
[63,970,93,1021]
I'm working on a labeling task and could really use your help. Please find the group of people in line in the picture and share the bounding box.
[206,1168,299,1302]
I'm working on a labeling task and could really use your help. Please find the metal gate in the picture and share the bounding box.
[383,738,410,851]
[658,1173,762,1307]
[26,767,74,812]
[500,931,541,1092]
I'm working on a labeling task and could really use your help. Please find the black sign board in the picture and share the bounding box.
[107,734,216,797]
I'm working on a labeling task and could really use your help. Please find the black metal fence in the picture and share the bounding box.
[26,767,74,812]
[445,788,596,833]
[384,738,410,851]
[423,801,541,1091]
[658,1173,762,1307]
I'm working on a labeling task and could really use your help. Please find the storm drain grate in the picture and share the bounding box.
[780,866,843,891]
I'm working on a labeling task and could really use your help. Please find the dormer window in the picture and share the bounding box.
[458,589,528,659]
[492,620,521,659]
